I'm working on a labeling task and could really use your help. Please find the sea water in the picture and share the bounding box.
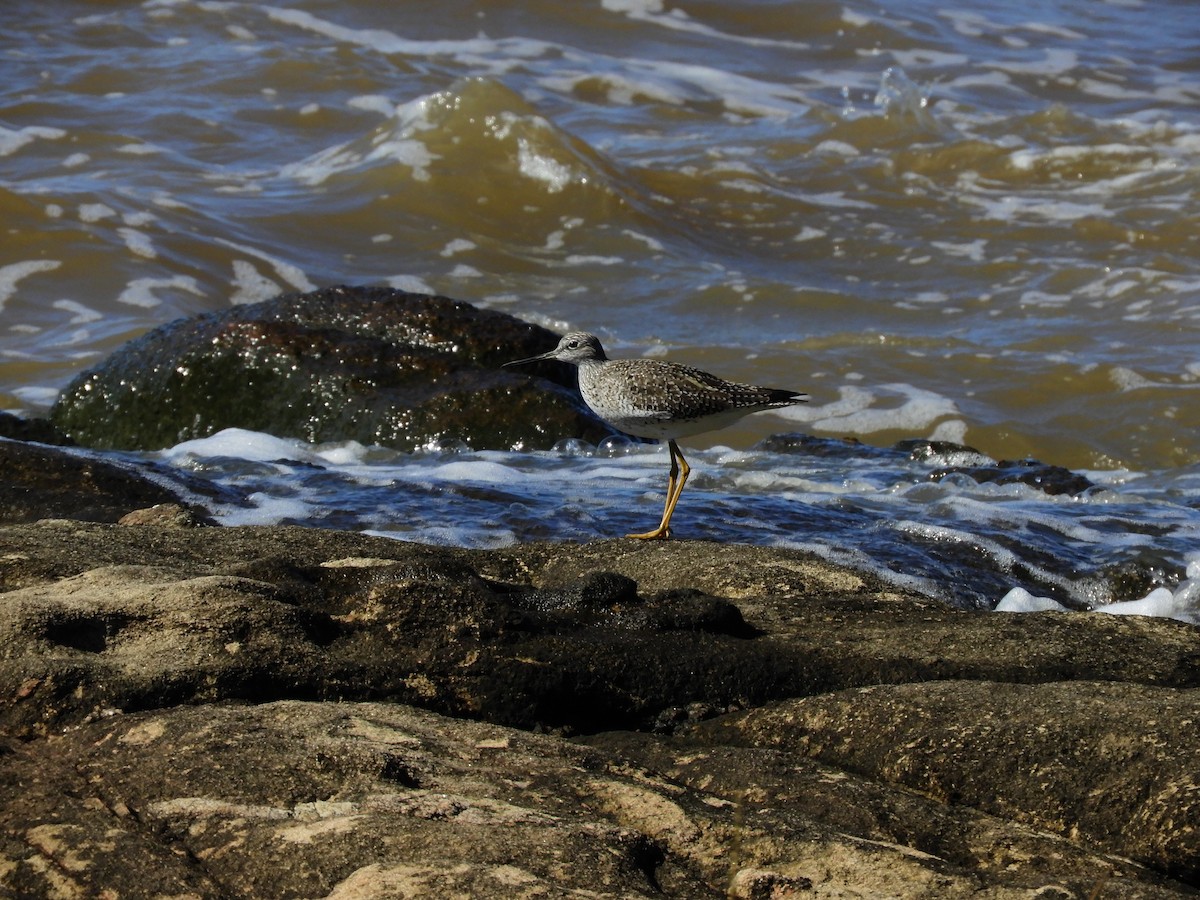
[82,426,1197,620]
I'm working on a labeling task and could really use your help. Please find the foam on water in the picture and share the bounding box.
[784,384,962,436]
[264,7,546,61]
[165,428,322,465]
[131,428,1200,618]
[0,261,62,312]
[281,95,439,187]
[998,559,1200,625]
[0,125,65,157]
[117,276,204,310]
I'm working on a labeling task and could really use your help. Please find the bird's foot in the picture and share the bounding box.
[624,527,671,540]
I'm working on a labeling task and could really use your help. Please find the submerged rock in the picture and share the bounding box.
[49,285,611,452]
[760,433,1097,497]
[929,457,1096,496]
[2,520,1200,896]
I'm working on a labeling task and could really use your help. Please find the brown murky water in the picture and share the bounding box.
[2,0,1198,473]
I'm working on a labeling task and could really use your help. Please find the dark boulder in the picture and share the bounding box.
[49,286,611,451]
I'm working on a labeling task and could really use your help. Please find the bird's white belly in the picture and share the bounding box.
[584,400,765,441]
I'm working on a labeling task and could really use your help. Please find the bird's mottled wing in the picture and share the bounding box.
[610,360,775,419]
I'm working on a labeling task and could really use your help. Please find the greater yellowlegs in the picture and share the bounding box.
[506,331,807,540]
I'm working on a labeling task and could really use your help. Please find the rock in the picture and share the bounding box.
[49,286,612,451]
[117,502,211,528]
[0,438,214,525]
[0,411,73,445]
[704,680,1200,884]
[897,437,995,467]
[929,457,1096,496]
[759,434,1096,496]
[2,522,1200,895]
[0,700,710,898]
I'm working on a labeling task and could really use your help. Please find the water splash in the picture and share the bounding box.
[873,66,942,133]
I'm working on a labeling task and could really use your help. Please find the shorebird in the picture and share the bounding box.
[506,331,807,539]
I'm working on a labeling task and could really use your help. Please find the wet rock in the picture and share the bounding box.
[4,697,1185,899]
[1096,552,1180,604]
[117,502,212,528]
[753,432,885,459]
[0,700,713,898]
[929,456,1096,496]
[761,434,1096,498]
[49,285,612,452]
[3,522,1200,896]
[897,437,995,467]
[0,438,212,525]
[707,680,1200,885]
[0,412,73,445]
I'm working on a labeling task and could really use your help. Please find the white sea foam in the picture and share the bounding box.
[517,137,575,192]
[282,94,438,186]
[998,559,1200,624]
[0,124,65,156]
[562,255,624,267]
[218,493,315,527]
[785,383,960,435]
[118,227,157,259]
[52,299,103,324]
[841,8,872,28]
[117,276,204,308]
[440,239,476,257]
[937,10,995,38]
[214,238,315,292]
[0,261,63,312]
[987,48,1079,76]
[994,588,1070,613]
[932,239,987,261]
[540,71,688,107]
[387,274,436,294]
[228,261,281,306]
[813,140,859,157]
[264,6,551,70]
[135,428,1200,618]
[622,230,665,252]
[617,59,805,118]
[965,193,1109,224]
[79,203,118,223]
[794,227,827,242]
[164,428,320,464]
[347,94,397,116]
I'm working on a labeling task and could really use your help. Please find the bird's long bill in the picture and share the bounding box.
[503,350,556,367]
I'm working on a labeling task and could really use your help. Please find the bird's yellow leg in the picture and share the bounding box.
[658,442,691,537]
[626,440,690,540]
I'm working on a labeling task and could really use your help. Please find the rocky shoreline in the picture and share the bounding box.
[3,287,1199,896]
[2,451,1200,896]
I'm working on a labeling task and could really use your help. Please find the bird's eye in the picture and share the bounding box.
[567,340,579,349]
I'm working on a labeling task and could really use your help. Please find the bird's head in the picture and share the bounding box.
[504,331,608,368]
